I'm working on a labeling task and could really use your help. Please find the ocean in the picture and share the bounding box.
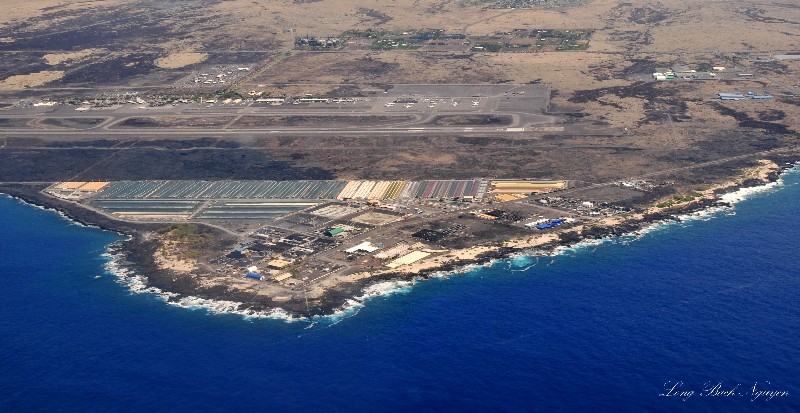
[1,169,798,412]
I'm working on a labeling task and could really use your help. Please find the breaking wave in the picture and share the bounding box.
[63,164,800,323]
[103,242,420,325]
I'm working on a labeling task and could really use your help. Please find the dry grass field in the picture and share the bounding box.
[0,0,125,29]
[154,53,209,69]
[2,0,799,90]
[251,51,507,85]
[0,70,65,90]
[1,0,799,186]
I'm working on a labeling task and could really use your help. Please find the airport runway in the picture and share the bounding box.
[0,84,557,137]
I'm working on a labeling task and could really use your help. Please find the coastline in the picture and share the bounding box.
[1,158,798,321]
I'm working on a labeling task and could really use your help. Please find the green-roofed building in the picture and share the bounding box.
[326,227,345,237]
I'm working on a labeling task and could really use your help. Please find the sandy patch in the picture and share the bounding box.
[43,49,103,65]
[488,52,629,90]
[643,160,780,216]
[0,0,124,28]
[702,160,780,193]
[399,151,456,165]
[155,240,198,273]
[0,71,64,89]
[503,233,559,249]
[213,0,488,36]
[155,52,209,69]
[754,160,781,181]
[464,2,618,35]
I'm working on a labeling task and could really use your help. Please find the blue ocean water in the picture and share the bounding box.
[1,170,798,412]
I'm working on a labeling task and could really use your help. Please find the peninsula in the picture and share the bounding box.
[1,0,800,317]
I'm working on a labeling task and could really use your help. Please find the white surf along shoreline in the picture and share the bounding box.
[3,165,797,323]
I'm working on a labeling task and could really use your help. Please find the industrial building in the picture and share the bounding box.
[718,92,772,100]
[326,227,346,237]
[653,65,717,81]
[345,242,380,254]
[719,93,747,100]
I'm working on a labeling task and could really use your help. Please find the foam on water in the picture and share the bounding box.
[720,181,780,203]
[102,244,301,322]
[5,174,800,412]
[103,240,425,324]
[17,165,800,323]
[507,166,798,264]
[510,255,535,267]
[429,261,488,280]
[314,279,418,324]
[3,194,109,231]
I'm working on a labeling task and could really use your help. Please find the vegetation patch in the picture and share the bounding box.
[157,223,211,245]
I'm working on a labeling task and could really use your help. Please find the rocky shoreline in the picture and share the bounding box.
[1,158,798,319]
